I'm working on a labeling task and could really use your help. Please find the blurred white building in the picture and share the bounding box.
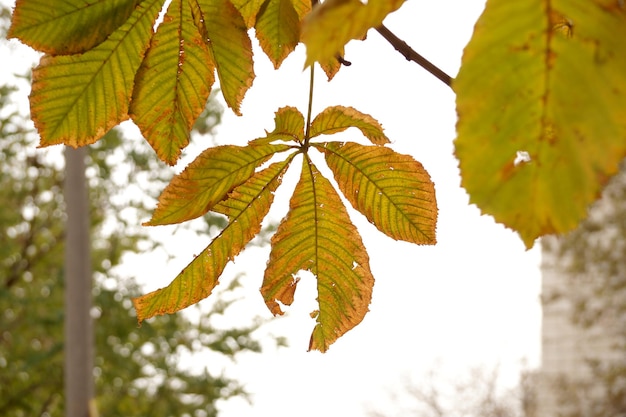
[537,168,626,416]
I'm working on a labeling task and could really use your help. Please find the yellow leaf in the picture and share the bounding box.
[309,105,390,145]
[255,0,301,68]
[272,105,305,140]
[134,159,292,323]
[454,0,626,248]
[261,156,374,352]
[229,0,266,27]
[9,0,139,55]
[130,0,215,165]
[248,106,305,144]
[319,141,437,244]
[196,0,255,115]
[146,143,291,225]
[318,48,343,81]
[289,0,312,21]
[301,0,404,67]
[30,0,163,147]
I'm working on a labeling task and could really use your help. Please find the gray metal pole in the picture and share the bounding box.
[64,146,94,417]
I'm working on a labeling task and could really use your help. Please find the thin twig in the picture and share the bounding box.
[375,24,452,88]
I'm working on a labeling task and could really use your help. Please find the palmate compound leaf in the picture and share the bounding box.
[317,141,437,244]
[9,0,138,55]
[29,0,164,148]
[130,0,215,165]
[146,143,292,226]
[261,156,374,352]
[134,157,294,322]
[195,0,255,115]
[301,0,405,68]
[454,0,626,248]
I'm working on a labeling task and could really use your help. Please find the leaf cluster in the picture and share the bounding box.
[8,0,438,351]
[8,0,626,350]
[135,105,437,351]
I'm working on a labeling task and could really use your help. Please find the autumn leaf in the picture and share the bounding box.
[270,106,306,141]
[196,0,254,115]
[9,0,139,55]
[261,156,374,352]
[309,105,390,145]
[146,143,291,225]
[229,0,265,27]
[29,0,164,147]
[134,158,293,322]
[255,0,301,68]
[318,49,343,81]
[318,141,437,244]
[130,0,215,165]
[454,0,626,248]
[301,0,405,67]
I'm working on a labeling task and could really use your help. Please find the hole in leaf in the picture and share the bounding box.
[514,150,531,166]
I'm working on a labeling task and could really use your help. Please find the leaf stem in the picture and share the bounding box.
[304,64,315,145]
[375,24,452,88]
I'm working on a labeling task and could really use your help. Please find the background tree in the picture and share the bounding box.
[0,12,281,413]
[541,163,626,417]
[366,364,537,417]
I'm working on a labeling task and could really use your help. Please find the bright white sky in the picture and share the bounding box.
[2,0,543,415]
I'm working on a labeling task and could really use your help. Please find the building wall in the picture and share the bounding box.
[537,168,626,417]
[538,244,620,416]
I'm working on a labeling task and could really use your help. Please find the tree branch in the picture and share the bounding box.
[375,24,452,88]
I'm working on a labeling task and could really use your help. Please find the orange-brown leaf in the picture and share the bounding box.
[255,0,301,68]
[9,0,139,55]
[261,156,374,352]
[134,159,292,322]
[29,0,163,147]
[130,0,215,165]
[196,0,254,115]
[146,143,291,225]
[301,0,404,67]
[318,141,437,244]
[309,105,390,145]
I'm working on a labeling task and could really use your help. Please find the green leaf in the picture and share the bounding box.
[261,156,374,352]
[301,0,404,67]
[272,105,305,140]
[318,141,437,244]
[248,106,305,145]
[134,159,292,323]
[318,47,343,81]
[229,0,266,27]
[196,0,255,115]
[146,143,291,225]
[291,0,312,21]
[255,0,301,68]
[454,0,626,248]
[8,0,139,55]
[30,0,164,148]
[130,0,215,165]
[309,105,390,145]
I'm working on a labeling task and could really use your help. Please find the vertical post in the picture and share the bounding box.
[64,146,94,417]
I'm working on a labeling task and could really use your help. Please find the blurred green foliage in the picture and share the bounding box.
[0,6,281,414]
